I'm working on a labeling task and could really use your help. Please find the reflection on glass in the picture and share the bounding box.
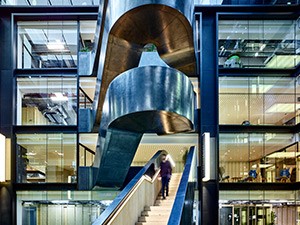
[17,77,77,126]
[220,190,299,225]
[79,133,96,166]
[17,190,119,225]
[219,133,298,183]
[16,133,76,183]
[78,21,97,75]
[17,21,77,69]
[79,77,95,109]
[79,144,95,166]
[219,76,298,125]
[1,0,298,5]
[1,0,100,5]
[219,20,300,68]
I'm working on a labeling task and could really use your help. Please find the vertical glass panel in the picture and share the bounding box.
[1,0,99,5]
[79,145,94,167]
[17,76,77,126]
[219,133,250,182]
[264,94,295,125]
[79,134,96,167]
[29,0,48,5]
[219,77,249,94]
[78,20,97,75]
[49,0,71,5]
[219,133,296,183]
[2,0,299,5]
[249,134,264,182]
[219,76,296,125]
[79,20,96,52]
[17,21,77,69]
[16,133,76,183]
[219,20,299,68]
[220,191,298,225]
[72,0,93,5]
[296,17,300,67]
[79,77,96,109]
[17,190,119,225]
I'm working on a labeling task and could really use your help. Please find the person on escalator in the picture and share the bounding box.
[160,154,172,200]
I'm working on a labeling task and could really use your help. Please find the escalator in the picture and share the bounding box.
[80,0,197,189]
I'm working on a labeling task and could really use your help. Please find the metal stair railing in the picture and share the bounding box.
[168,146,197,225]
[92,150,167,225]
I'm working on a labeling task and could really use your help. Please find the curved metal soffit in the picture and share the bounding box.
[92,0,196,130]
[93,66,194,187]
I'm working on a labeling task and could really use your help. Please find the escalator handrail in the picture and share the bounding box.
[168,146,196,225]
[92,150,167,225]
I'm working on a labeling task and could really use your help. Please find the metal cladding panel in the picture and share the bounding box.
[92,1,196,130]
[87,0,196,188]
[93,66,194,187]
[101,66,194,133]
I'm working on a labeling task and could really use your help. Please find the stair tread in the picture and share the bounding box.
[137,173,183,225]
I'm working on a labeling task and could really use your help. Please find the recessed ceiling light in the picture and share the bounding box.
[47,41,65,50]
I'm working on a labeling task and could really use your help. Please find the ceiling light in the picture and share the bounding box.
[0,134,6,182]
[255,164,273,168]
[47,41,65,50]
[259,44,266,51]
[51,92,68,101]
[266,103,300,113]
[203,132,210,182]
[51,200,69,204]
[26,152,36,156]
[266,152,300,158]
[266,55,300,68]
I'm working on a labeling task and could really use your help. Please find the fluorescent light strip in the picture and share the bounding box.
[266,103,300,113]
[0,134,6,182]
[202,132,210,182]
[267,152,300,158]
[266,55,300,68]
[47,42,65,50]
[50,92,68,101]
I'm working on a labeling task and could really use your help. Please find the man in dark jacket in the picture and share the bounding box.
[160,154,172,199]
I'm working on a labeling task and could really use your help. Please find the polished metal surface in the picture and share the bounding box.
[92,0,196,130]
[87,0,197,188]
[94,128,143,187]
[101,66,194,134]
[93,66,194,187]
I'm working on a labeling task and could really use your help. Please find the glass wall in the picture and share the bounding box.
[219,19,300,68]
[219,133,300,183]
[1,0,100,6]
[219,76,300,125]
[197,0,299,4]
[17,190,119,225]
[220,190,300,225]
[78,21,97,75]
[17,76,77,126]
[17,21,77,69]
[79,134,96,167]
[79,21,96,53]
[16,133,76,183]
[2,0,298,5]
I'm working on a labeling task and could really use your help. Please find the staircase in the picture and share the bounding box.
[135,173,182,225]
